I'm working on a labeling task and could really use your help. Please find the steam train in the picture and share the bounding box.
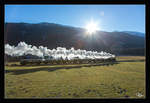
[20,57,116,65]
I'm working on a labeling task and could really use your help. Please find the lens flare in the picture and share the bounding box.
[85,20,99,35]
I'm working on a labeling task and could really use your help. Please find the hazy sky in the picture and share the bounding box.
[5,5,145,33]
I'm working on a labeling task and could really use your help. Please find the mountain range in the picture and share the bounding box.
[4,22,145,56]
[123,31,145,37]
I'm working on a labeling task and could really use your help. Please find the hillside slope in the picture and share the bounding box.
[4,23,145,55]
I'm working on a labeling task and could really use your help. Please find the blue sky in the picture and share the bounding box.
[5,5,145,33]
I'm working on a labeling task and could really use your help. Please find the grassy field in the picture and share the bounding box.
[5,56,145,98]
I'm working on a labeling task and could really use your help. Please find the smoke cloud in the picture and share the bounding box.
[5,42,115,60]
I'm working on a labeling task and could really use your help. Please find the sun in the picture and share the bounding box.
[85,20,99,35]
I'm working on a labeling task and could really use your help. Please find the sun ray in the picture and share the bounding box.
[85,20,99,35]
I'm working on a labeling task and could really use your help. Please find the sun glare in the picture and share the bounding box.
[85,20,99,35]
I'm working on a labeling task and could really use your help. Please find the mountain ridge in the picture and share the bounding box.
[4,22,145,56]
[122,31,145,37]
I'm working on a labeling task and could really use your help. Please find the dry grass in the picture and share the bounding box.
[5,56,145,98]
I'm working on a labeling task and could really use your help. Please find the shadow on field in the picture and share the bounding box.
[118,59,145,62]
[5,62,119,75]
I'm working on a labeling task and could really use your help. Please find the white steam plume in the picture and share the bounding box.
[5,42,115,60]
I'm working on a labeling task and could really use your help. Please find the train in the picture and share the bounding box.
[20,57,116,65]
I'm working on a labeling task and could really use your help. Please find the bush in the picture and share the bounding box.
[11,64,17,66]
[20,60,27,65]
[5,64,9,66]
[43,60,49,64]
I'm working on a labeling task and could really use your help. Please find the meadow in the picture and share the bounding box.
[5,56,145,98]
